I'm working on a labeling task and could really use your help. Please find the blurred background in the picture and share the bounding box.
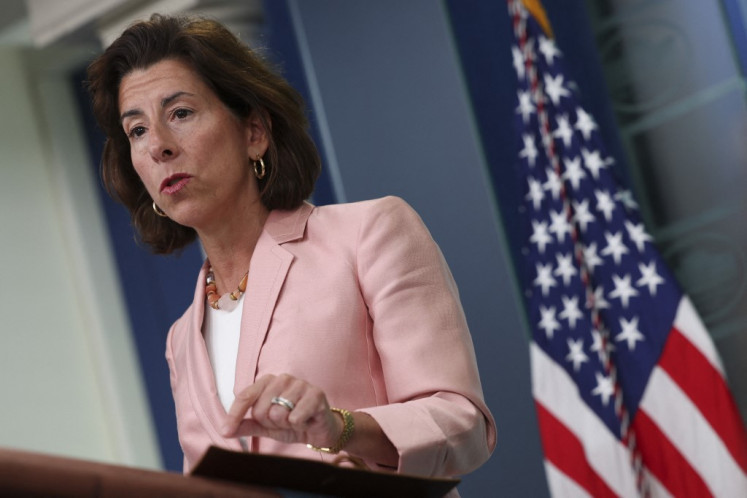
[0,1,745,496]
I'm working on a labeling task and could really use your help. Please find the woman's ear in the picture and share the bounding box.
[246,110,271,157]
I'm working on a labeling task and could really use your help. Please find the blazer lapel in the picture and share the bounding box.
[233,202,314,393]
[182,203,313,449]
[185,263,243,450]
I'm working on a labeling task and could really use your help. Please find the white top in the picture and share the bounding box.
[203,295,244,413]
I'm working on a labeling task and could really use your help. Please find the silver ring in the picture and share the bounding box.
[270,396,295,411]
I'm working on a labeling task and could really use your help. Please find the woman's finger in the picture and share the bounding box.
[265,381,308,426]
[222,376,272,435]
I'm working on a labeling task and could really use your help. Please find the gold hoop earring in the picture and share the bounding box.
[152,201,168,218]
[253,155,266,180]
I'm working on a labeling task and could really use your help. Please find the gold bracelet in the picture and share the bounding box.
[307,407,354,454]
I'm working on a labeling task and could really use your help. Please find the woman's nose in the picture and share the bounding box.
[148,123,178,161]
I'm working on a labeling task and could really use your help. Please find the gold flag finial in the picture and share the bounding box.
[521,0,554,38]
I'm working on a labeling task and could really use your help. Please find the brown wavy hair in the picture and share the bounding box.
[86,14,320,254]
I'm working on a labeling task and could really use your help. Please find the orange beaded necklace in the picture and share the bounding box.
[205,267,249,310]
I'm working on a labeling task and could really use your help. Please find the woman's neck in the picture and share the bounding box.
[198,200,270,295]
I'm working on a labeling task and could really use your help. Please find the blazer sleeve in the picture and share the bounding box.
[354,196,497,477]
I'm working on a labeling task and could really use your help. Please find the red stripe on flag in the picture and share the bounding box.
[535,401,618,498]
[633,409,712,497]
[658,327,747,472]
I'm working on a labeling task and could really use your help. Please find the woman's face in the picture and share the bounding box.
[118,58,268,231]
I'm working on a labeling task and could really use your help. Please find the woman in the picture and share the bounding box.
[87,13,495,487]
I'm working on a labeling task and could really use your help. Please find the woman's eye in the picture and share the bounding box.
[173,108,192,119]
[128,126,146,138]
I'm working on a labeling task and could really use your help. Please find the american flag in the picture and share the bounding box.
[507,0,747,496]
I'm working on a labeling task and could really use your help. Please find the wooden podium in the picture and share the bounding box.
[0,447,279,497]
[0,446,459,497]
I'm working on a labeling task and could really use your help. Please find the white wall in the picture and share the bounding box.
[0,46,160,469]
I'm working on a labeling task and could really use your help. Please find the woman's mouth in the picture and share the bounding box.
[160,174,192,194]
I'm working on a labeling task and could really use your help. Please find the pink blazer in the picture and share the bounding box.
[165,196,497,477]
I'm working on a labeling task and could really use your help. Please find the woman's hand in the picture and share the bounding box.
[220,374,343,450]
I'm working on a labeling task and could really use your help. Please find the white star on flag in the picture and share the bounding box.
[591,371,615,406]
[581,147,609,179]
[574,107,597,139]
[538,305,561,339]
[625,220,653,252]
[559,295,583,328]
[553,114,574,147]
[589,285,610,310]
[538,35,561,64]
[530,220,553,253]
[533,262,557,296]
[543,167,562,199]
[554,253,577,285]
[543,73,570,105]
[601,231,629,264]
[582,242,604,274]
[548,209,572,243]
[609,273,639,308]
[637,260,665,295]
[519,133,539,167]
[595,189,616,221]
[616,315,645,351]
[565,337,589,372]
[526,177,545,210]
[516,90,535,123]
[511,45,525,80]
[562,156,585,190]
[572,199,595,232]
